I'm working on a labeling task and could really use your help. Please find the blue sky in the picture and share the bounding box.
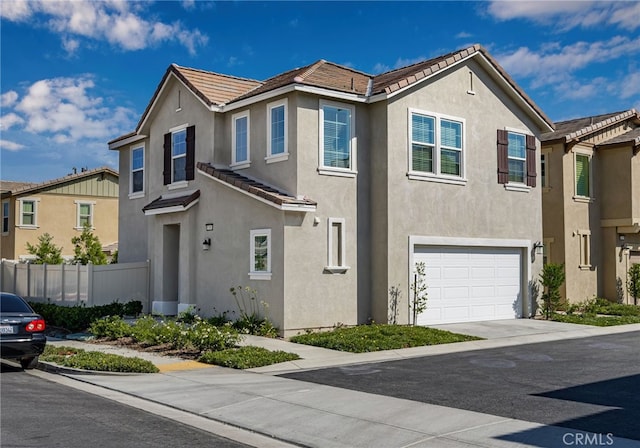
[1,0,639,183]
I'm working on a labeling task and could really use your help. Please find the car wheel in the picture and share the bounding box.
[20,356,39,370]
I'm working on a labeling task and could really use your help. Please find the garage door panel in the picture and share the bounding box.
[414,246,522,325]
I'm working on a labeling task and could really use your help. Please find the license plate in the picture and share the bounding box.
[0,325,16,334]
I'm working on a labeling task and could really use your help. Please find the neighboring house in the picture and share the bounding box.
[1,167,119,262]
[109,44,554,335]
[540,110,640,304]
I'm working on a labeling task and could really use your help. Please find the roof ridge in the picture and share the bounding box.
[566,109,637,140]
[5,166,118,195]
[172,63,261,83]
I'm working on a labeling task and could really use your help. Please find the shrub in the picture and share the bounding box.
[89,315,132,339]
[199,346,300,369]
[539,263,565,319]
[628,263,640,305]
[30,300,144,332]
[41,345,159,373]
[229,286,279,337]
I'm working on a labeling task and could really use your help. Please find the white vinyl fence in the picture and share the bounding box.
[0,260,150,312]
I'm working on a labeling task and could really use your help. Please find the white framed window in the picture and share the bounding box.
[325,218,349,274]
[319,100,356,177]
[18,198,38,228]
[130,144,145,198]
[2,200,9,234]
[75,201,95,229]
[576,230,591,269]
[266,99,288,163]
[574,152,593,201]
[172,126,187,183]
[507,131,526,184]
[249,229,271,280]
[232,111,250,169]
[408,109,465,185]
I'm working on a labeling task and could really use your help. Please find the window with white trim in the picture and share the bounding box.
[232,111,250,168]
[408,109,464,182]
[75,201,94,229]
[2,200,9,233]
[325,218,348,273]
[507,131,526,184]
[576,230,591,268]
[249,229,271,280]
[130,144,145,196]
[172,128,187,182]
[19,198,38,227]
[267,99,288,162]
[575,153,591,199]
[319,100,355,175]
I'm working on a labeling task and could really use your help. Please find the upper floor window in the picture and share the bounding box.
[409,110,464,182]
[232,112,250,169]
[163,124,195,187]
[267,100,288,162]
[497,129,537,190]
[130,145,145,197]
[75,201,94,229]
[19,198,38,227]
[249,228,271,280]
[575,153,591,198]
[2,200,9,233]
[319,100,355,176]
[541,153,546,188]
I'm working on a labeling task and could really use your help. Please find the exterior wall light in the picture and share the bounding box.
[202,238,211,251]
[533,241,544,255]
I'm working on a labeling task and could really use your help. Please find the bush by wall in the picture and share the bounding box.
[30,300,143,333]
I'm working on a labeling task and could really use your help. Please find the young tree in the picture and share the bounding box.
[627,263,640,306]
[539,263,565,319]
[71,223,107,265]
[25,233,63,264]
[410,262,428,325]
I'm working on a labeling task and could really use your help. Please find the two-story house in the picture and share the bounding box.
[1,167,119,262]
[541,110,640,304]
[109,44,554,335]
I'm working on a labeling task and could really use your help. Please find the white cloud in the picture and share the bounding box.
[619,71,640,100]
[1,0,209,55]
[487,1,640,31]
[1,91,19,107]
[0,113,25,130]
[0,140,26,152]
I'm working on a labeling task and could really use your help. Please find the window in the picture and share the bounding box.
[319,100,355,175]
[249,229,271,280]
[75,201,94,229]
[232,112,250,168]
[497,129,537,188]
[2,200,9,233]
[19,199,37,227]
[163,125,195,186]
[130,145,145,196]
[576,230,591,268]
[409,110,464,183]
[267,100,288,162]
[575,153,591,198]
[325,218,348,273]
[541,153,546,188]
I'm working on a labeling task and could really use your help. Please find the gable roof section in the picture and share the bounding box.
[142,189,201,215]
[197,162,316,212]
[541,109,639,143]
[0,167,118,198]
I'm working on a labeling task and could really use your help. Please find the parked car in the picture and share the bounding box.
[0,292,47,369]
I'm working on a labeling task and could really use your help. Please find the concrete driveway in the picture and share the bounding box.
[281,328,640,442]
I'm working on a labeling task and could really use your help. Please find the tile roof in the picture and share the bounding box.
[597,126,640,149]
[541,109,639,142]
[0,167,118,197]
[172,64,261,106]
[0,180,37,193]
[142,190,201,214]
[196,162,317,210]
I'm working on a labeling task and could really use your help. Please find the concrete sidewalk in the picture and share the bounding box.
[39,320,640,448]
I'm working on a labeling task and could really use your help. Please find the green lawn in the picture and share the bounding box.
[289,324,483,353]
[551,313,640,326]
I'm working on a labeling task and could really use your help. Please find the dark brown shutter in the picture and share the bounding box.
[526,135,537,187]
[186,125,195,181]
[497,129,509,184]
[163,132,171,185]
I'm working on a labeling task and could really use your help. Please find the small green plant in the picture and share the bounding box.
[229,286,279,337]
[410,262,428,325]
[30,300,144,332]
[177,305,200,324]
[199,346,300,369]
[89,315,132,339]
[388,285,401,325]
[627,263,640,306]
[25,233,63,264]
[539,263,565,319]
[71,223,107,265]
[41,345,158,373]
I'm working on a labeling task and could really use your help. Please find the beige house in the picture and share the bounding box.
[540,109,640,304]
[109,44,554,335]
[1,167,119,262]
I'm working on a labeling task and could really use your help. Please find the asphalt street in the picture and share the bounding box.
[0,362,254,448]
[281,331,640,442]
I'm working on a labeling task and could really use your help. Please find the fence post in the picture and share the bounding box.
[61,263,65,302]
[76,263,81,304]
[87,262,94,307]
[43,263,48,300]
[13,261,17,293]
[27,262,31,299]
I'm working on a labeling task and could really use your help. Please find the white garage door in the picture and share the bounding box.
[414,246,522,325]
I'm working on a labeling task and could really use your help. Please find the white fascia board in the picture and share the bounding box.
[143,198,199,216]
[109,134,147,150]
[198,168,315,213]
[409,235,531,249]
